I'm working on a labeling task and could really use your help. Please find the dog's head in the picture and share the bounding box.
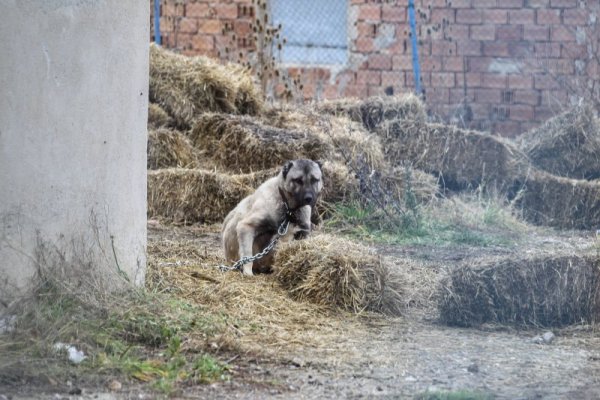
[280,159,323,209]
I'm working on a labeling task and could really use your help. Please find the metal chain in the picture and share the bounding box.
[218,217,291,272]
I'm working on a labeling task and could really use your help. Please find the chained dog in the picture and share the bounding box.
[222,159,323,275]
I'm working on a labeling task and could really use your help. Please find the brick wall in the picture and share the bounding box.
[151,0,600,137]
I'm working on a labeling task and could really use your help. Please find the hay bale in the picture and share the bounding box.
[190,113,330,173]
[148,128,198,169]
[438,255,600,327]
[518,104,600,180]
[274,234,404,316]
[148,168,276,224]
[318,94,427,131]
[149,44,262,129]
[148,103,173,129]
[265,106,386,171]
[378,120,532,191]
[514,170,600,230]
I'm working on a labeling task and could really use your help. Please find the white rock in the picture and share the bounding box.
[53,342,87,364]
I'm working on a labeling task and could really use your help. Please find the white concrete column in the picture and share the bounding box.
[0,0,149,305]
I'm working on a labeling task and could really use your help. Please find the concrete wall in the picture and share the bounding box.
[0,0,149,305]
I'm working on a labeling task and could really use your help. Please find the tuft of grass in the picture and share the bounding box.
[415,389,494,400]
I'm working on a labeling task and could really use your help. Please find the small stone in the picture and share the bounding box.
[542,331,555,344]
[376,386,384,391]
[68,387,82,395]
[108,380,122,391]
[467,363,479,373]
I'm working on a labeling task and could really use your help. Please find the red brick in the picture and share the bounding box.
[510,105,534,121]
[475,88,502,103]
[357,22,377,38]
[496,0,524,7]
[233,20,252,36]
[213,4,238,19]
[509,9,535,24]
[508,42,533,58]
[534,106,556,121]
[192,34,215,51]
[357,70,381,85]
[381,70,405,87]
[421,56,443,71]
[466,72,482,86]
[456,9,482,24]
[443,56,465,71]
[509,75,533,89]
[431,72,456,87]
[534,75,560,89]
[449,0,472,7]
[178,17,198,34]
[447,25,470,40]
[355,37,375,52]
[470,25,495,40]
[473,0,496,6]
[514,89,541,105]
[359,4,382,21]
[468,57,492,72]
[524,25,550,41]
[483,42,509,57]
[550,0,577,6]
[159,16,175,33]
[494,121,522,138]
[545,59,575,74]
[482,9,507,24]
[426,87,450,102]
[525,0,550,6]
[430,8,456,24]
[368,54,393,70]
[344,85,369,98]
[536,9,561,24]
[563,9,588,25]
[551,25,575,41]
[392,54,412,70]
[534,42,561,57]
[431,40,457,56]
[382,5,406,22]
[198,19,222,34]
[496,25,523,41]
[457,40,482,56]
[186,2,210,18]
[482,73,508,88]
[540,89,568,106]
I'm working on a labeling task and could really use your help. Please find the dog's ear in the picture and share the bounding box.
[282,160,294,179]
[315,160,323,171]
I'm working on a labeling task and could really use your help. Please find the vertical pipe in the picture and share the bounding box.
[153,0,161,45]
[408,0,422,95]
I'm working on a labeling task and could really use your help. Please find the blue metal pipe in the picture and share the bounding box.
[154,0,162,45]
[407,0,422,95]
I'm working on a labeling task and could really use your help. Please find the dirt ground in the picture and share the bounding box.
[3,224,600,400]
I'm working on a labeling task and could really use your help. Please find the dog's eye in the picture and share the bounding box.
[293,178,303,185]
[311,178,320,184]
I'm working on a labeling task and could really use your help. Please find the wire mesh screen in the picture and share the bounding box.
[270,0,348,65]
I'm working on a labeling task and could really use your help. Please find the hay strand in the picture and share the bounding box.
[148,128,199,169]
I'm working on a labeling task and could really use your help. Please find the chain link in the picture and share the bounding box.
[218,217,291,273]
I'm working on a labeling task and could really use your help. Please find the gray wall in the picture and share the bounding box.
[0,0,149,305]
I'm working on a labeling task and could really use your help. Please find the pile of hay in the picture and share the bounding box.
[378,120,532,191]
[148,128,198,169]
[274,234,404,316]
[149,44,262,129]
[190,113,330,173]
[147,168,276,224]
[264,106,386,171]
[518,104,600,180]
[438,254,600,327]
[514,170,600,230]
[148,103,173,129]
[318,94,427,131]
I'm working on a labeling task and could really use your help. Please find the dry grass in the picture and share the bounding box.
[514,170,600,230]
[274,234,404,316]
[149,44,262,129]
[148,103,173,129]
[147,168,277,224]
[318,93,426,131]
[518,103,600,180]
[146,228,368,359]
[377,120,532,191]
[148,128,199,169]
[438,253,600,327]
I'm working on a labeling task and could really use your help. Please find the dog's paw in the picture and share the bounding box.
[294,230,310,240]
[242,264,254,276]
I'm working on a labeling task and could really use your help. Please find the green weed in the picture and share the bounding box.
[415,389,494,400]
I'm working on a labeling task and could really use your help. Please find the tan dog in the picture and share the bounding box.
[222,159,323,275]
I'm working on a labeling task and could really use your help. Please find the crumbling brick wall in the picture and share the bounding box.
[151,0,600,137]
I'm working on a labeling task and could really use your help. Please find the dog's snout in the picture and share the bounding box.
[304,194,314,205]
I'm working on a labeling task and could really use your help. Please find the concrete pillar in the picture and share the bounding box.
[0,1,149,305]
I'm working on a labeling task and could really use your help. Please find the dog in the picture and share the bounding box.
[222,159,323,275]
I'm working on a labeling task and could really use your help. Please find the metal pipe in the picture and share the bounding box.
[153,0,161,45]
[408,0,422,95]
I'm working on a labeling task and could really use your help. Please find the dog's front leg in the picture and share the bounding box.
[293,205,313,240]
[236,221,255,276]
